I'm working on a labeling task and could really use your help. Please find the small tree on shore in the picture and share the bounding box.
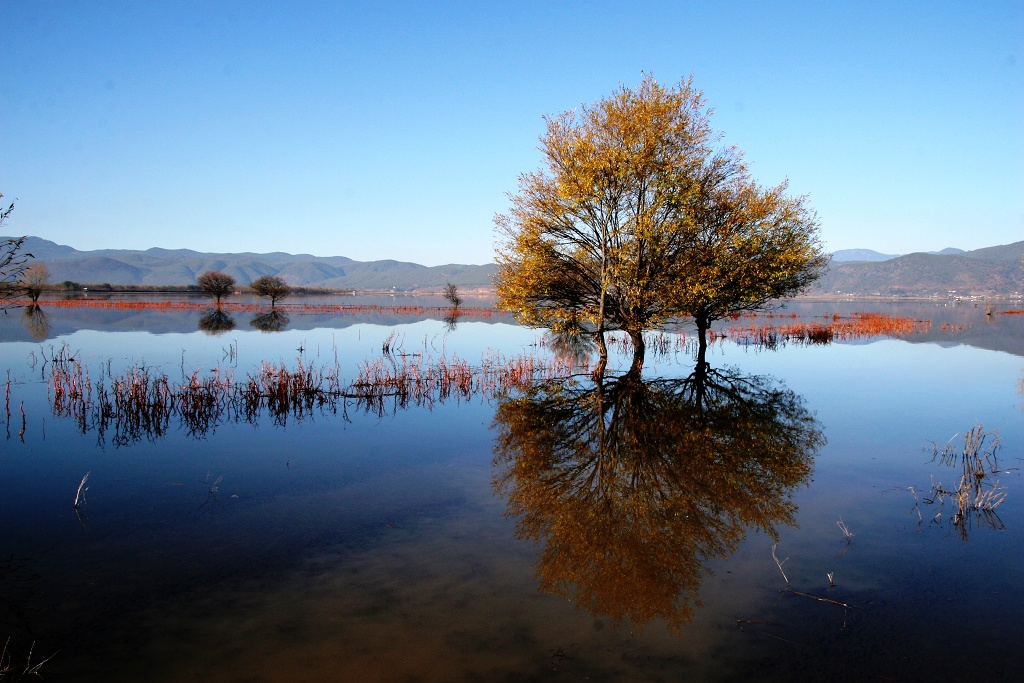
[1,195,33,310]
[250,275,291,308]
[197,270,236,306]
[21,261,50,303]
[443,282,462,309]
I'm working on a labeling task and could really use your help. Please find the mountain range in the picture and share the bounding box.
[5,236,1023,297]
[831,247,966,262]
[5,236,497,291]
[810,241,1023,297]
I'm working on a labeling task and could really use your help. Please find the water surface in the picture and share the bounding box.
[1,299,1021,681]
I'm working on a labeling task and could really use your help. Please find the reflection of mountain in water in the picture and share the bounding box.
[492,363,824,630]
[0,297,504,342]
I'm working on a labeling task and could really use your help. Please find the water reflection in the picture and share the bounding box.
[492,362,824,630]
[543,329,596,369]
[1019,369,1023,410]
[443,308,460,332]
[198,308,235,335]
[250,310,290,332]
[44,352,506,446]
[21,305,50,341]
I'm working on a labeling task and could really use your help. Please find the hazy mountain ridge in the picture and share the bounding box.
[5,236,497,290]
[813,241,1024,297]
[831,247,966,262]
[831,249,901,262]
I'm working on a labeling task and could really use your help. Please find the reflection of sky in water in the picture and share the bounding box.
[1,303,1023,681]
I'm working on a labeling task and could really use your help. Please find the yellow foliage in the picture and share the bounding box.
[494,75,828,354]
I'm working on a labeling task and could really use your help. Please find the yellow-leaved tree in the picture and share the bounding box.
[494,75,829,368]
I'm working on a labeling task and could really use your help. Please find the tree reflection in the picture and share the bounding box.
[250,310,290,333]
[443,308,461,332]
[198,308,235,335]
[543,328,596,370]
[22,304,51,341]
[492,361,824,631]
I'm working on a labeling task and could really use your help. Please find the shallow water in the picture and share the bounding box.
[1,299,1022,681]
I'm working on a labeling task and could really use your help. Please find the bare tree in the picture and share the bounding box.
[250,275,291,308]
[21,261,50,303]
[1,195,33,310]
[443,282,462,309]
[197,270,236,306]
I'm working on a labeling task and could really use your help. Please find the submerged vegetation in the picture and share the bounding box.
[715,312,932,347]
[905,425,1009,540]
[5,305,981,447]
[35,341,580,445]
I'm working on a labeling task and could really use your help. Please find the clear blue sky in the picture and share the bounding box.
[2,1,1021,266]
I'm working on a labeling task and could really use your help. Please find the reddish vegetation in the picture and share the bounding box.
[41,342,583,442]
[711,312,933,347]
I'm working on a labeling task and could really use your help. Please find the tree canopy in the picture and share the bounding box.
[21,261,50,303]
[494,75,828,364]
[250,275,290,308]
[197,270,236,305]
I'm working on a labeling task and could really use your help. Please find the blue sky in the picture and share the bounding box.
[2,1,1021,266]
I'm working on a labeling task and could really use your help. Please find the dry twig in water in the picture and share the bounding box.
[73,471,90,510]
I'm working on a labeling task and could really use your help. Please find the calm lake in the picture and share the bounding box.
[1,296,1022,682]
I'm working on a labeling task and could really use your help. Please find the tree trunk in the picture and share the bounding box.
[692,344,709,412]
[628,329,645,372]
[695,334,709,374]
[696,315,709,358]
[593,330,609,379]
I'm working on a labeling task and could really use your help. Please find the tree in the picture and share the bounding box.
[250,275,290,308]
[671,177,829,353]
[495,75,828,367]
[21,261,50,303]
[1,195,33,310]
[442,282,462,309]
[197,270,236,305]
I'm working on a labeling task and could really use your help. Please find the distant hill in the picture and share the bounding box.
[811,241,1024,297]
[831,249,900,262]
[832,247,965,262]
[3,237,497,290]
